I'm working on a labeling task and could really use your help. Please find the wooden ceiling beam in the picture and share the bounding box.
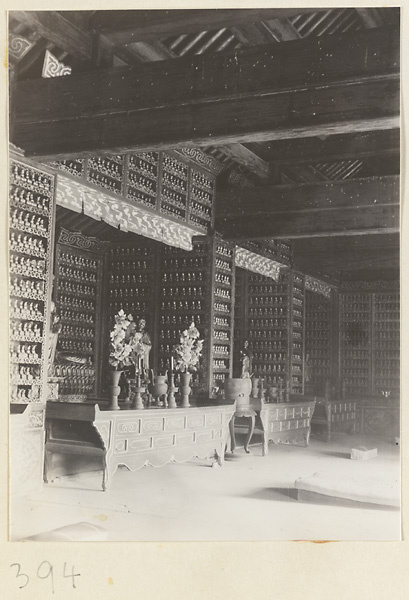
[293,233,399,254]
[12,27,400,160]
[13,78,400,161]
[15,25,398,120]
[257,130,400,165]
[217,206,398,240]
[89,8,325,45]
[217,175,399,216]
[216,175,399,239]
[294,247,399,271]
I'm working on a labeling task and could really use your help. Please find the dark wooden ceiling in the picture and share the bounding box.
[8,8,401,284]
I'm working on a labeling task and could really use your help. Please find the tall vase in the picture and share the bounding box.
[108,370,122,410]
[180,372,192,408]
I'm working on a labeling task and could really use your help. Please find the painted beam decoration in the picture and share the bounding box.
[42,49,72,78]
[305,275,332,299]
[177,148,224,176]
[56,175,197,251]
[9,33,35,61]
[235,246,282,281]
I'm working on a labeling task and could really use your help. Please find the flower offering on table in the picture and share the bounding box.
[173,321,204,374]
[109,309,151,371]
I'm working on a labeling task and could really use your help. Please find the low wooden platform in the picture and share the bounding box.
[294,471,400,509]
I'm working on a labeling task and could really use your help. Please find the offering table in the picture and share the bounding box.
[231,398,316,455]
[44,401,235,490]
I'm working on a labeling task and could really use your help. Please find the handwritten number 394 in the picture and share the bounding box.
[10,562,80,592]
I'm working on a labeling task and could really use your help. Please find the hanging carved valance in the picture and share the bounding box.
[56,175,199,251]
[235,246,282,281]
[305,275,332,299]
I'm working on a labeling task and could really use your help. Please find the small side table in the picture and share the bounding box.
[229,406,257,453]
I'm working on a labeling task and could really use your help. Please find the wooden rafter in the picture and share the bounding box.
[89,8,325,45]
[257,130,400,166]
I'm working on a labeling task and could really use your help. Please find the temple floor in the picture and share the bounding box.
[10,431,400,542]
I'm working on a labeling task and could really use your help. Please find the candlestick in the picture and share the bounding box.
[167,374,178,409]
[170,356,174,372]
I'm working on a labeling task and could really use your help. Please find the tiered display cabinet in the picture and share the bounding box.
[245,271,305,394]
[158,235,235,399]
[372,292,400,398]
[339,292,372,397]
[126,151,159,210]
[54,150,216,235]
[233,268,248,377]
[9,152,56,494]
[339,289,400,399]
[288,272,305,395]
[305,289,334,394]
[53,229,109,399]
[106,237,159,389]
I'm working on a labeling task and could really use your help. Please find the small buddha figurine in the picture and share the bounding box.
[240,340,253,379]
[137,318,152,372]
[47,299,62,376]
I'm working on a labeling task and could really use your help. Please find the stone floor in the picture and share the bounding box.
[10,430,401,542]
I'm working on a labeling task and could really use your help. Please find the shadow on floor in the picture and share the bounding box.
[241,487,299,502]
[316,450,352,459]
[294,489,400,511]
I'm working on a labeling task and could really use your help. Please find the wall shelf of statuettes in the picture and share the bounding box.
[107,244,155,317]
[54,151,215,234]
[372,292,400,396]
[52,363,96,395]
[54,231,107,398]
[157,243,208,379]
[339,293,372,395]
[305,290,333,385]
[156,238,235,395]
[233,270,306,394]
[9,159,55,405]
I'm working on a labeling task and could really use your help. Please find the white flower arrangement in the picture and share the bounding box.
[173,321,204,373]
[109,310,149,370]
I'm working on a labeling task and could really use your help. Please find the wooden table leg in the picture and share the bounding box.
[260,409,269,456]
[244,415,255,453]
[43,449,51,483]
[229,416,236,453]
[102,455,109,491]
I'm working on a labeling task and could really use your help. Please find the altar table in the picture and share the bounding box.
[45,401,235,490]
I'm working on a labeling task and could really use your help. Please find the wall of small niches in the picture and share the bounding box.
[233,268,247,377]
[305,290,333,393]
[158,236,235,398]
[237,270,305,394]
[339,291,400,398]
[9,158,56,404]
[105,238,159,392]
[53,231,107,399]
[53,150,215,234]
[372,292,399,397]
